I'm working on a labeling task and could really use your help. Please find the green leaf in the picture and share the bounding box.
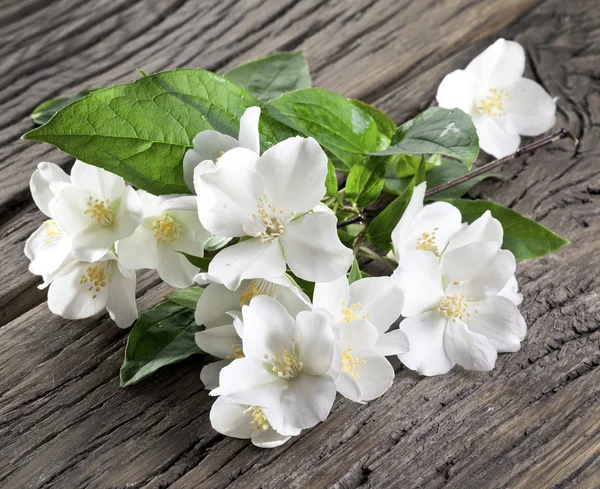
[23,69,267,195]
[370,107,479,169]
[348,258,361,284]
[350,100,396,140]
[182,253,211,271]
[446,199,570,261]
[367,157,426,251]
[264,88,380,171]
[225,51,312,103]
[286,272,314,300]
[345,155,390,208]
[30,89,100,125]
[395,154,441,178]
[165,286,204,309]
[120,301,203,387]
[325,159,338,195]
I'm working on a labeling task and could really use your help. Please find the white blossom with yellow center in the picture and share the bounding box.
[51,161,143,262]
[218,296,336,433]
[392,211,527,376]
[437,38,556,158]
[194,135,353,290]
[117,190,209,289]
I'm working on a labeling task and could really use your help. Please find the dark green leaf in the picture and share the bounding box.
[286,272,314,300]
[182,253,211,271]
[264,88,380,171]
[225,51,312,103]
[23,69,268,195]
[348,258,361,284]
[345,155,390,208]
[370,108,479,169]
[30,89,100,125]
[120,301,203,387]
[165,286,204,309]
[325,159,338,195]
[446,199,570,260]
[367,157,426,251]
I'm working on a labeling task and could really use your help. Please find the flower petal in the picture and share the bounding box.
[219,357,286,408]
[71,226,119,262]
[335,371,363,403]
[349,276,403,334]
[497,275,523,306]
[159,195,198,212]
[30,162,70,218]
[184,131,238,191]
[501,78,556,136]
[349,349,394,401]
[116,225,161,270]
[443,320,497,371]
[208,238,286,291]
[295,311,335,376]
[25,220,72,278]
[70,160,126,200]
[473,115,521,159]
[238,106,261,155]
[157,250,198,288]
[403,202,463,256]
[465,39,525,88]
[52,184,94,236]
[391,250,444,317]
[256,136,327,215]
[391,182,425,259]
[445,210,503,253]
[113,186,143,240]
[467,296,526,352]
[337,319,378,351]
[200,359,232,390]
[398,311,455,376]
[280,374,336,429]
[209,395,255,439]
[313,275,350,321]
[195,324,241,359]
[281,211,353,283]
[375,329,410,356]
[106,264,138,328]
[241,295,295,361]
[195,282,244,329]
[251,426,292,449]
[436,69,477,114]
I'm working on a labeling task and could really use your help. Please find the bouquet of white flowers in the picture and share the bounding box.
[23,40,571,448]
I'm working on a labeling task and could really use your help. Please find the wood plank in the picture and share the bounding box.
[1,0,599,487]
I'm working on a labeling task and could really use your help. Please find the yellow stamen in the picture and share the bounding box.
[239,279,279,307]
[84,197,113,226]
[243,406,270,431]
[437,294,480,323]
[265,339,303,379]
[476,88,512,117]
[152,214,182,242]
[415,227,439,254]
[44,220,62,244]
[79,263,108,299]
[341,348,366,379]
[340,302,371,323]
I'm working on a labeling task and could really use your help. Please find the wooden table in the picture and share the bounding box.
[1,0,599,487]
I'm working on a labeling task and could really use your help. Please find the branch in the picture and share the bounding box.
[425,128,578,198]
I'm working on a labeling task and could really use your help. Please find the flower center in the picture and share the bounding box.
[265,339,303,379]
[239,279,279,307]
[226,344,245,359]
[475,88,513,117]
[253,197,294,243]
[79,263,109,299]
[415,227,439,254]
[44,220,62,244]
[341,348,366,379]
[84,197,113,226]
[152,214,182,242]
[243,406,270,431]
[341,302,371,323]
[437,292,480,323]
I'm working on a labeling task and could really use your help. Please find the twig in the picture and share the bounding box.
[358,246,396,271]
[338,214,364,229]
[425,128,578,197]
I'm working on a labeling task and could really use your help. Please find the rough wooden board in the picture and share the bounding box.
[0,0,540,324]
[0,0,599,488]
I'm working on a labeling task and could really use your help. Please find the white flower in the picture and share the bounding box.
[163,107,262,212]
[194,136,353,289]
[436,38,556,158]
[25,162,73,282]
[116,191,210,288]
[391,182,463,260]
[210,396,299,448]
[46,251,138,328]
[218,295,336,432]
[52,161,143,262]
[392,213,526,376]
[312,274,407,402]
[195,275,310,390]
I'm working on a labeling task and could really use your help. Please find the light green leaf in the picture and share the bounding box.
[182,253,211,271]
[350,99,396,149]
[225,51,312,103]
[264,88,380,171]
[348,258,361,284]
[345,155,390,208]
[367,157,426,251]
[30,89,100,125]
[23,69,267,195]
[165,286,204,309]
[325,159,338,195]
[446,199,570,260]
[370,107,479,169]
[120,301,203,387]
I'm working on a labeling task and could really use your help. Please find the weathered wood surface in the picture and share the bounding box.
[0,0,598,488]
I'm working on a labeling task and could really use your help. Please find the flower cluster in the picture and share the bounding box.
[23,38,562,449]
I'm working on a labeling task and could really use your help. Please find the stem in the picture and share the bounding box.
[337,214,363,229]
[358,246,396,271]
[425,128,578,198]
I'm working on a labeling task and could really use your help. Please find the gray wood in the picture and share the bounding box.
[0,0,598,488]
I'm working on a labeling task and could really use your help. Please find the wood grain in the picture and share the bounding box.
[0,0,599,488]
